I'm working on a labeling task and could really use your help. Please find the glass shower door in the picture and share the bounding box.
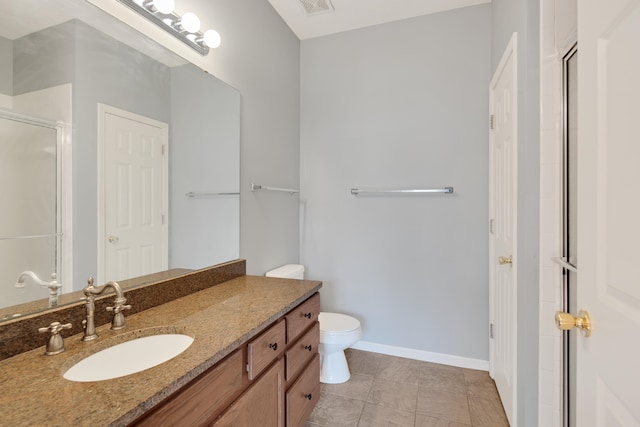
[0,112,61,309]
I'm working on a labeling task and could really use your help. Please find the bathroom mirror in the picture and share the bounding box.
[0,0,240,320]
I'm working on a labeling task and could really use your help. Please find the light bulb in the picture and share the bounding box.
[202,29,221,48]
[153,0,175,14]
[181,12,201,33]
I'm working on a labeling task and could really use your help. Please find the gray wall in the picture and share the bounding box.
[300,5,491,360]
[170,64,240,269]
[182,0,302,275]
[13,23,76,95]
[491,0,540,425]
[0,37,12,96]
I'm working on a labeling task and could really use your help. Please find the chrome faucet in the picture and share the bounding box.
[81,277,131,342]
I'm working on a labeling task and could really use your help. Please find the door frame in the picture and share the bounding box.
[96,103,169,284]
[489,32,518,425]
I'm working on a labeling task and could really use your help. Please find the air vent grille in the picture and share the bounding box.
[299,0,334,15]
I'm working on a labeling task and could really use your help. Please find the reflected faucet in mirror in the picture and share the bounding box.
[15,271,62,308]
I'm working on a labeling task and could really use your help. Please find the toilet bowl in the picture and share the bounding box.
[265,264,362,384]
[318,312,362,384]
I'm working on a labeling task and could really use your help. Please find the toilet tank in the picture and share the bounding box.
[265,264,305,280]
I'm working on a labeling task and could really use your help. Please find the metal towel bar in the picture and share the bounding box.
[251,183,299,195]
[350,187,453,196]
[186,192,240,198]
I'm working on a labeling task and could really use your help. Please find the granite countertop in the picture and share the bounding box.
[0,275,322,427]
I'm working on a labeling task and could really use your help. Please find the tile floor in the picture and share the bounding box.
[306,349,509,427]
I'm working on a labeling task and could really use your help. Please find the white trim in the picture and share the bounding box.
[489,31,518,425]
[351,341,490,371]
[96,103,169,284]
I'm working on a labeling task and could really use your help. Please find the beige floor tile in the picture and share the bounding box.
[323,373,374,401]
[468,395,510,427]
[376,355,422,385]
[358,403,416,427]
[308,390,365,427]
[418,364,466,394]
[415,413,471,427]
[309,351,507,427]
[367,377,419,412]
[416,387,471,425]
[346,349,383,376]
[463,369,501,401]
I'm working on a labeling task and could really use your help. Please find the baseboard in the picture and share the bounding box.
[351,341,490,371]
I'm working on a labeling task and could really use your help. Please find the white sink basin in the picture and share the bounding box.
[63,334,194,382]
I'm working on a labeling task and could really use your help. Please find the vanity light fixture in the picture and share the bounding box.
[116,0,221,56]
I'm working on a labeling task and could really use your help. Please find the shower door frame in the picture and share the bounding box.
[0,109,72,295]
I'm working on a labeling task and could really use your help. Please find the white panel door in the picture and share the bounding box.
[102,108,167,282]
[574,0,640,424]
[489,33,517,426]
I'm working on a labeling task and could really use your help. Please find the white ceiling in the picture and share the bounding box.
[267,0,491,40]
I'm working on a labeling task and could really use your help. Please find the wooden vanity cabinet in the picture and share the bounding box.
[133,349,246,427]
[213,359,285,427]
[130,293,320,427]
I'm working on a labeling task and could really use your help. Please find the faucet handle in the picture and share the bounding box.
[106,297,132,314]
[38,321,72,355]
[106,297,131,331]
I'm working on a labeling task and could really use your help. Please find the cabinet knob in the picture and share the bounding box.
[304,393,312,400]
[268,343,278,351]
[304,312,312,319]
[304,345,313,352]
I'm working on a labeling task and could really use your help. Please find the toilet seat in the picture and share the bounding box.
[319,312,360,335]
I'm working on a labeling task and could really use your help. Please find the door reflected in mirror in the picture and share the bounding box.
[0,0,240,318]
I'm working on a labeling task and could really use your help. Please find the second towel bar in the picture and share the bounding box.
[350,187,453,195]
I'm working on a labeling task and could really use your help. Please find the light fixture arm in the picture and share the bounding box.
[116,0,219,56]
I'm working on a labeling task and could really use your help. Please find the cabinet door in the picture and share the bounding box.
[213,359,284,427]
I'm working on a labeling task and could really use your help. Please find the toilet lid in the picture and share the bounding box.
[319,312,360,333]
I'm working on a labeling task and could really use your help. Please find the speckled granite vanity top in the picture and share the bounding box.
[0,275,322,426]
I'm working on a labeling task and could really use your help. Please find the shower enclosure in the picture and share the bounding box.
[0,111,64,309]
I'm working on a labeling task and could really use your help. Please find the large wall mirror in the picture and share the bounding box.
[0,0,240,320]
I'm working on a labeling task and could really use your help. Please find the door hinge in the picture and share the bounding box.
[489,219,495,234]
[161,214,166,225]
[490,114,495,130]
[161,144,166,155]
[490,323,494,339]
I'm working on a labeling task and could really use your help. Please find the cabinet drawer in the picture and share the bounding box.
[247,319,286,380]
[285,293,320,343]
[285,353,320,427]
[134,349,244,427]
[285,322,319,382]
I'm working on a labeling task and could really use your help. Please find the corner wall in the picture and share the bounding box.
[300,5,491,363]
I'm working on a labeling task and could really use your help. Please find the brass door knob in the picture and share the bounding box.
[555,310,592,337]
[498,255,513,265]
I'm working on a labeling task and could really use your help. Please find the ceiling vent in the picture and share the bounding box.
[298,0,334,15]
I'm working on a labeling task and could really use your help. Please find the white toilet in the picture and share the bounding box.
[265,264,362,384]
